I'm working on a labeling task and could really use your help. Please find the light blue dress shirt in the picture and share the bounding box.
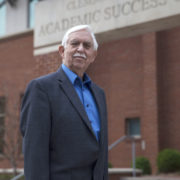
[62,64,100,140]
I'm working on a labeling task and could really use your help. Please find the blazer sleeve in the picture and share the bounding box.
[20,79,51,180]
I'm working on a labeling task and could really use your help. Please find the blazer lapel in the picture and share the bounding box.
[90,83,105,146]
[56,68,97,141]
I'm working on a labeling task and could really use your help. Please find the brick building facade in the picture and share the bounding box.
[0,23,180,173]
[0,31,35,169]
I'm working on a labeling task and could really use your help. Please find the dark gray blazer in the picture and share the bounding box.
[20,67,108,180]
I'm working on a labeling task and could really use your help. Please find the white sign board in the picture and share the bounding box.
[34,0,180,55]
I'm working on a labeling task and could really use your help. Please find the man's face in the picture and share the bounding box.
[59,29,97,77]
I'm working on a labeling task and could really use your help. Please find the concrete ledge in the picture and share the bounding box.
[109,168,142,174]
[0,168,23,173]
[109,168,142,180]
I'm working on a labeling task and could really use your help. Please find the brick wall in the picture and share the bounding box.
[0,31,36,168]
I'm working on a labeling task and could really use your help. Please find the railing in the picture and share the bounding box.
[11,171,24,180]
[11,172,24,180]
[108,135,137,177]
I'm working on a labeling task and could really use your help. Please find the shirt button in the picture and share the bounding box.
[86,104,89,107]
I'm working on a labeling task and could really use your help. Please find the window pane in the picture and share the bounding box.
[126,117,141,137]
[0,0,6,36]
[28,0,39,28]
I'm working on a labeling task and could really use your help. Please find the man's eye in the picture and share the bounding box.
[83,43,91,49]
[71,42,79,46]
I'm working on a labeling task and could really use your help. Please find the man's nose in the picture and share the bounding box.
[77,43,84,51]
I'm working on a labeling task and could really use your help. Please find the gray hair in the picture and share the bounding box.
[61,25,98,50]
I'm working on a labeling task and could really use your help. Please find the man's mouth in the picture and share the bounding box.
[73,53,87,59]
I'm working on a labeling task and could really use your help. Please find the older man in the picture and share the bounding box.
[20,25,108,180]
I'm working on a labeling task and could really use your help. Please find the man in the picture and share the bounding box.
[20,25,108,180]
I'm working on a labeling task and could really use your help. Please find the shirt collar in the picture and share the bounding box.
[62,64,91,86]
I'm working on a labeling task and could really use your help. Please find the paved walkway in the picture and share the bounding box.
[121,176,180,180]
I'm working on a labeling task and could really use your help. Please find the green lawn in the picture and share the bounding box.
[0,174,24,180]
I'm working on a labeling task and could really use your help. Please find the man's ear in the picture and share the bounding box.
[59,45,64,59]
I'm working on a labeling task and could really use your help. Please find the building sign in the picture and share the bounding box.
[34,0,180,55]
